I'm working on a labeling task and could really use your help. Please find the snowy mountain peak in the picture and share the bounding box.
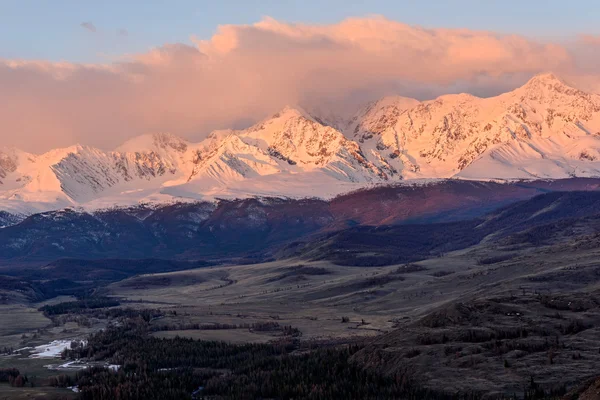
[515,72,592,101]
[41,144,86,159]
[526,72,566,87]
[371,95,421,109]
[270,105,318,123]
[206,129,236,142]
[116,132,189,154]
[299,104,351,131]
[0,146,21,156]
[342,72,600,180]
[0,149,19,184]
[3,73,600,215]
[243,106,369,170]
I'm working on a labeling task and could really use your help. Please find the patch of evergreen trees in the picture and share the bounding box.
[39,297,120,316]
[60,322,478,400]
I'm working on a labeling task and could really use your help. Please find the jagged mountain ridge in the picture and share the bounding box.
[2,73,600,214]
[0,107,392,214]
[345,73,600,180]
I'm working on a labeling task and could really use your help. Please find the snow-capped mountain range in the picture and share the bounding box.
[2,73,600,214]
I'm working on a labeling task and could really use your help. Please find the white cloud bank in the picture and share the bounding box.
[1,16,599,152]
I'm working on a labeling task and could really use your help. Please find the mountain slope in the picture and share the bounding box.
[346,73,600,180]
[0,110,392,213]
[0,211,23,228]
[285,190,600,266]
[3,73,600,214]
[1,178,599,262]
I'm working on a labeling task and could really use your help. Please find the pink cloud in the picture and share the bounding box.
[0,16,597,153]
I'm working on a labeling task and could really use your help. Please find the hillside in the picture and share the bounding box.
[1,178,599,263]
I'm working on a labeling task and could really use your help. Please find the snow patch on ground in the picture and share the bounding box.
[45,360,122,372]
[29,339,86,359]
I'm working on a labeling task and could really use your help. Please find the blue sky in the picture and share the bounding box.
[1,0,598,63]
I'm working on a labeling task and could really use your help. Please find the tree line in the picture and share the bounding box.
[56,317,478,400]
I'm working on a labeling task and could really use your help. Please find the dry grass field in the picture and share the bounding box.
[2,230,600,397]
[102,237,600,395]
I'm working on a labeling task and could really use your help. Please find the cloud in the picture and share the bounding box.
[118,29,128,37]
[80,22,97,33]
[1,16,599,153]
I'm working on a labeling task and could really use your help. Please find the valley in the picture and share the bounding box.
[5,4,600,399]
[3,74,600,399]
[3,189,600,398]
